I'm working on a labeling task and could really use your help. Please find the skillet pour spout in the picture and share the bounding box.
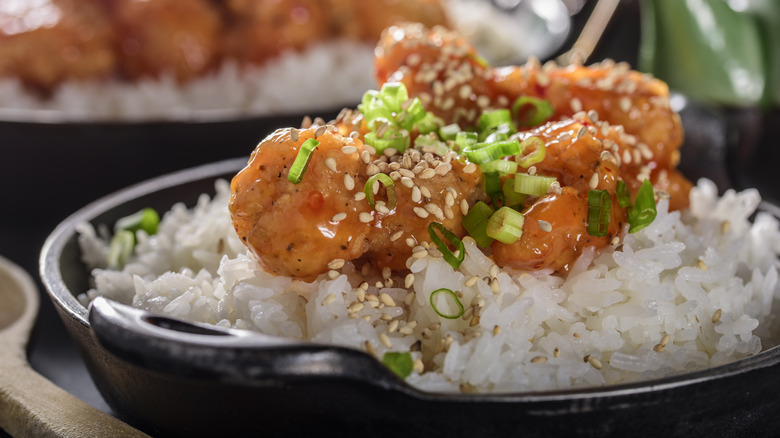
[88,296,408,388]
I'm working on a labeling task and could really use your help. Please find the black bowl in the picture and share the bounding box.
[38,98,780,437]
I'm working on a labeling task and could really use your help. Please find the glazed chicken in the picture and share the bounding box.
[0,0,450,93]
[229,23,693,279]
[0,0,115,93]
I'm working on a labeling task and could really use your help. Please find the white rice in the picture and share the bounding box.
[0,40,375,123]
[77,178,780,393]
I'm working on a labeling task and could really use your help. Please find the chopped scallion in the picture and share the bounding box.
[454,131,478,152]
[483,172,501,196]
[502,176,527,207]
[481,159,518,175]
[616,180,631,208]
[514,173,557,196]
[427,222,465,269]
[288,138,320,183]
[439,123,461,141]
[429,288,465,319]
[463,139,521,164]
[511,95,554,127]
[461,201,495,248]
[477,109,514,141]
[486,206,525,244]
[628,180,657,233]
[382,352,414,379]
[114,207,160,238]
[364,131,410,154]
[364,173,396,210]
[587,189,611,237]
[107,230,135,269]
[516,136,546,168]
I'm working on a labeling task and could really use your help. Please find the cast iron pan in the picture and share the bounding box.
[40,97,780,437]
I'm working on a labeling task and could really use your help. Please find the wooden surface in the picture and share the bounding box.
[0,256,150,438]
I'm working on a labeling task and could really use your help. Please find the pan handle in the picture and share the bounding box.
[88,296,408,390]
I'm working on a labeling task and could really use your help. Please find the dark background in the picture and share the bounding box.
[1,0,778,435]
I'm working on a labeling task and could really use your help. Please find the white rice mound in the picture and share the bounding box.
[77,178,780,393]
[0,40,375,122]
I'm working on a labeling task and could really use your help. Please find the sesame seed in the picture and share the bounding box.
[460,199,469,215]
[712,309,722,323]
[290,128,299,142]
[489,264,499,278]
[390,230,404,242]
[328,270,340,280]
[490,278,500,294]
[412,248,428,259]
[405,237,416,248]
[351,131,360,139]
[301,115,312,129]
[398,326,414,335]
[553,347,560,358]
[577,126,587,138]
[653,343,665,352]
[420,186,432,199]
[620,96,632,113]
[463,163,477,174]
[379,333,392,348]
[404,292,415,306]
[570,98,583,113]
[547,181,562,195]
[469,316,480,327]
[314,125,327,137]
[382,266,391,279]
[354,192,366,201]
[527,166,537,176]
[400,177,414,188]
[366,163,379,176]
[444,192,455,207]
[413,207,429,218]
[331,212,347,222]
[384,148,399,158]
[424,203,443,218]
[585,355,603,369]
[411,187,422,203]
[404,273,415,288]
[660,334,670,346]
[697,260,708,270]
[420,168,436,179]
[589,173,599,190]
[361,150,371,163]
[359,212,373,223]
[321,293,337,306]
[538,220,552,232]
[357,288,365,302]
[379,313,392,321]
[364,341,376,356]
[721,220,731,234]
[325,158,338,172]
[347,302,366,313]
[387,320,399,333]
[343,173,355,190]
[341,146,357,155]
[413,359,424,374]
[327,258,345,270]
[530,356,547,364]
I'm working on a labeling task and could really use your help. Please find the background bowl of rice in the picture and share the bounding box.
[38,89,780,437]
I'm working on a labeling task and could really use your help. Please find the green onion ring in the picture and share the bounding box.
[486,206,525,244]
[511,95,554,127]
[382,352,414,378]
[516,136,546,168]
[429,288,465,319]
[427,222,465,269]
[587,189,611,237]
[514,173,557,196]
[364,173,396,210]
[288,138,320,184]
[461,201,495,248]
[463,139,521,164]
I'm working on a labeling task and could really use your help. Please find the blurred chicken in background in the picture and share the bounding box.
[0,0,450,94]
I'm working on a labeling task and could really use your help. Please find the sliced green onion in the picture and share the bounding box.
[616,180,631,208]
[477,109,514,141]
[454,131,478,152]
[429,288,465,319]
[462,201,495,248]
[628,179,657,233]
[511,95,554,127]
[288,138,320,183]
[517,136,546,168]
[378,82,408,110]
[502,176,527,207]
[587,189,611,237]
[364,131,410,154]
[416,113,443,135]
[114,207,160,237]
[427,222,465,269]
[486,206,525,244]
[514,173,557,196]
[463,139,521,164]
[414,133,450,156]
[439,123,461,141]
[483,171,501,196]
[107,230,135,269]
[364,173,396,210]
[481,159,518,175]
[399,97,426,129]
[382,352,414,379]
